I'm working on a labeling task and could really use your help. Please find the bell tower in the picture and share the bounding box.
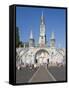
[39,12,46,47]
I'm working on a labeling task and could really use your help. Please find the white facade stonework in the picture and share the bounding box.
[16,47,65,69]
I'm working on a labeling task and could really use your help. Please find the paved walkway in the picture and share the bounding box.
[16,67,38,83]
[48,66,66,81]
[28,66,56,83]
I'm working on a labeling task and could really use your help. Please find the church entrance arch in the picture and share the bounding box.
[34,49,49,65]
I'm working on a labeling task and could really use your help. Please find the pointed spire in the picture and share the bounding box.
[30,30,33,39]
[41,11,43,19]
[41,11,44,24]
[51,32,55,39]
[50,32,55,47]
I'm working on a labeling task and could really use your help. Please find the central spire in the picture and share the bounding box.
[39,11,46,47]
[41,11,44,24]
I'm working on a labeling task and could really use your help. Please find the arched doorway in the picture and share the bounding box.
[34,49,49,66]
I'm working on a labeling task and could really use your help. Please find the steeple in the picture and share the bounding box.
[29,30,35,47]
[50,32,55,47]
[41,11,44,24]
[51,32,55,39]
[30,30,33,39]
[39,11,46,47]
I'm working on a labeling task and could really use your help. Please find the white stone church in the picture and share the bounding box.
[16,12,66,69]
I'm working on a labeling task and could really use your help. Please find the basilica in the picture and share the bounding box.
[16,12,65,70]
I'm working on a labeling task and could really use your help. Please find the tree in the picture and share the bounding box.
[16,27,20,47]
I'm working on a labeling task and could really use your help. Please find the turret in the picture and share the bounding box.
[50,32,55,47]
[29,30,35,47]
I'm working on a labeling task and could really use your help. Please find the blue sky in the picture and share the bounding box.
[16,6,66,48]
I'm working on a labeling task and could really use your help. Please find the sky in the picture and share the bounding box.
[16,6,66,48]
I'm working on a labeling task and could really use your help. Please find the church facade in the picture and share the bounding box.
[16,12,65,70]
